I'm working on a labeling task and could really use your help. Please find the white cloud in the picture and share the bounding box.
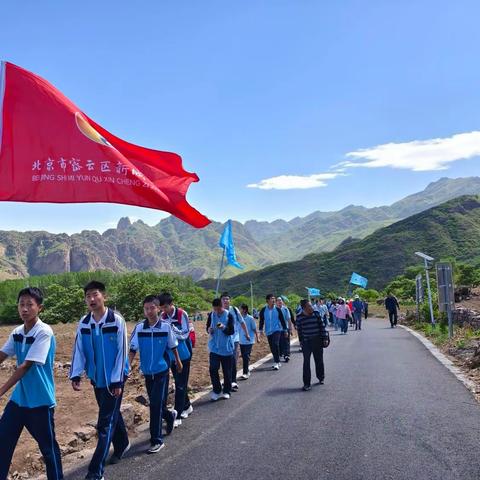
[247,172,344,190]
[340,131,480,172]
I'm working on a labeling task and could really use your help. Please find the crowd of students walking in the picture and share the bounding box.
[0,282,379,480]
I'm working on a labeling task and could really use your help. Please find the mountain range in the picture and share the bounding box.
[201,195,480,295]
[0,176,479,281]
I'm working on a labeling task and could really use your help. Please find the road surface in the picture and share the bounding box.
[66,318,480,480]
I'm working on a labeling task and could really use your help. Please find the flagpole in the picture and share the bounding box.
[215,246,226,297]
[250,281,254,314]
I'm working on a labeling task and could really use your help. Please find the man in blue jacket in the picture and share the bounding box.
[70,281,130,480]
[259,294,287,370]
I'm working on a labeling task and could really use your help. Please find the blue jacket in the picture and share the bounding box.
[259,306,286,335]
[70,308,128,389]
[129,319,178,375]
[206,310,235,356]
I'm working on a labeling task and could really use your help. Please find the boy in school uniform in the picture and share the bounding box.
[129,295,183,453]
[206,298,235,401]
[220,292,250,391]
[0,287,63,480]
[239,304,259,379]
[276,297,292,362]
[70,281,129,480]
[158,292,193,426]
[259,294,287,370]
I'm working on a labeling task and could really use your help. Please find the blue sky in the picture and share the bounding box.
[1,0,480,233]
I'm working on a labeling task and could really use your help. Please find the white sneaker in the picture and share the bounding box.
[180,405,193,419]
[211,392,221,401]
[221,392,231,399]
[241,373,250,380]
[272,363,280,370]
[174,418,182,428]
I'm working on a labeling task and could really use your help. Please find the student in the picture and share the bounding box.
[385,293,400,328]
[352,295,364,331]
[206,298,235,401]
[220,292,250,392]
[129,295,182,454]
[335,298,351,334]
[296,299,329,391]
[0,287,63,480]
[70,281,130,480]
[276,297,292,362]
[259,294,287,370]
[239,304,259,379]
[158,292,193,426]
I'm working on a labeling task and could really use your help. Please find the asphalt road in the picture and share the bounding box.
[66,318,480,480]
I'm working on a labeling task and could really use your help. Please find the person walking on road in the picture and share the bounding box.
[70,281,130,479]
[239,304,259,379]
[352,295,364,331]
[220,293,250,392]
[206,298,235,401]
[129,295,182,454]
[385,293,400,328]
[296,299,329,391]
[276,296,292,363]
[335,298,351,335]
[259,294,287,370]
[158,292,193,427]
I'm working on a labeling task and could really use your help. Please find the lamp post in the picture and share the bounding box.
[415,252,435,326]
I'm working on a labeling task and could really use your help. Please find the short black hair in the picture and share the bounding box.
[240,303,249,313]
[158,292,173,306]
[143,295,160,306]
[83,281,106,295]
[266,293,275,301]
[212,298,222,307]
[17,287,43,305]
[300,299,310,309]
[220,292,230,299]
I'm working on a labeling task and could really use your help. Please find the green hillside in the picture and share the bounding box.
[203,196,480,295]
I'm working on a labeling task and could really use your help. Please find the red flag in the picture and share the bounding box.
[0,62,210,228]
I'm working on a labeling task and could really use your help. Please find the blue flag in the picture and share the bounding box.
[219,220,243,270]
[306,287,321,296]
[350,272,368,288]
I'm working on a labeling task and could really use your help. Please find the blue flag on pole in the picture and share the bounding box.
[219,220,244,270]
[350,272,368,288]
[306,287,321,296]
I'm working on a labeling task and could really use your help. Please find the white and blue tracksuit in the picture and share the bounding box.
[70,308,129,479]
[161,307,193,415]
[130,319,178,445]
[0,320,63,480]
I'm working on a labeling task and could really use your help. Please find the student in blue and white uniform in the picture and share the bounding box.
[239,304,259,379]
[158,292,193,427]
[206,298,235,401]
[70,281,129,480]
[129,295,182,454]
[220,292,250,392]
[276,297,292,362]
[0,287,63,480]
[259,294,287,370]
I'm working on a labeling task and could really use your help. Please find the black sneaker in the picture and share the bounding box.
[302,385,311,391]
[147,442,165,454]
[318,379,324,385]
[166,409,177,435]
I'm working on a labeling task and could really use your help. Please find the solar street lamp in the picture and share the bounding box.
[415,251,435,326]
